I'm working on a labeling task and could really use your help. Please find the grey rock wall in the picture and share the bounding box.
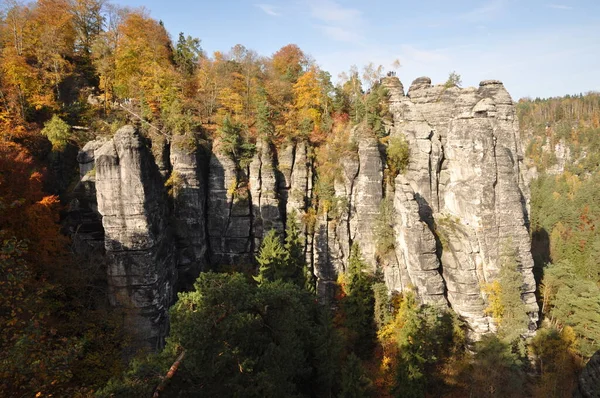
[575,349,600,398]
[95,126,177,350]
[384,76,539,337]
[170,136,209,290]
[207,147,254,266]
[78,74,539,346]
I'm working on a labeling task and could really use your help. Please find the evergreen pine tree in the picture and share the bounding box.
[218,114,255,166]
[256,87,275,138]
[284,213,307,287]
[339,353,372,398]
[253,230,287,286]
[343,243,376,358]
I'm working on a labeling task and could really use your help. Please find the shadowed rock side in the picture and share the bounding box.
[575,350,600,398]
[95,126,177,350]
[207,147,254,266]
[170,137,209,291]
[384,76,538,337]
[77,75,538,346]
[249,139,284,248]
[391,175,446,306]
[68,139,106,257]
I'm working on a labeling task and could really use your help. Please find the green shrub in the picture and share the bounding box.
[387,136,409,178]
[42,115,71,150]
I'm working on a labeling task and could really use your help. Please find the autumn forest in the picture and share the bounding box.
[1,0,600,397]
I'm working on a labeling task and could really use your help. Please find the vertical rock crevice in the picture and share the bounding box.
[95,125,177,350]
[384,76,539,338]
[81,75,538,345]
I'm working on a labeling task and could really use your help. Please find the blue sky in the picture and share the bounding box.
[116,0,599,99]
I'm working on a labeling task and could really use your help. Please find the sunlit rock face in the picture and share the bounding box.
[95,126,177,350]
[383,76,538,337]
[80,75,538,346]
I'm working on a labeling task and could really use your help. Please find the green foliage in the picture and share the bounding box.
[340,243,376,358]
[104,272,340,397]
[218,114,255,167]
[531,171,600,357]
[161,99,200,135]
[466,335,525,397]
[256,88,275,138]
[254,222,311,291]
[173,32,203,76]
[543,260,600,357]
[284,213,314,292]
[339,353,373,398]
[485,242,530,342]
[444,71,462,88]
[386,135,409,178]
[41,114,71,150]
[364,83,389,137]
[373,198,396,258]
[387,296,461,397]
[372,282,392,329]
[95,353,170,398]
[253,229,288,286]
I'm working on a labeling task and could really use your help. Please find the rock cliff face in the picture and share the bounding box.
[170,136,210,291]
[384,76,538,335]
[575,349,600,398]
[76,76,539,347]
[95,126,177,349]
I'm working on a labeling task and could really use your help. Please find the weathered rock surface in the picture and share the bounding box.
[207,147,254,266]
[67,139,106,263]
[249,139,284,248]
[351,137,384,268]
[392,175,446,306]
[575,350,600,398]
[170,136,209,290]
[95,126,177,350]
[78,75,539,347]
[384,76,539,336]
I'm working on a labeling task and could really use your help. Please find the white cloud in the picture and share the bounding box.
[255,3,280,16]
[547,4,573,10]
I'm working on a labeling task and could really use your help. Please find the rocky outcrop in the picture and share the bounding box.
[66,139,106,263]
[95,126,177,350]
[249,139,284,247]
[170,136,209,290]
[575,350,600,398]
[384,76,539,337]
[77,75,539,347]
[391,176,446,306]
[351,137,384,268]
[207,147,254,266]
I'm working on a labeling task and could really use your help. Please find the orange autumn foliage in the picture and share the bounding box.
[0,141,67,268]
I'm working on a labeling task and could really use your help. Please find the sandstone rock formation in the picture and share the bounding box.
[575,349,600,398]
[76,75,539,347]
[384,76,538,336]
[95,126,177,349]
[170,136,209,291]
[207,147,254,266]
